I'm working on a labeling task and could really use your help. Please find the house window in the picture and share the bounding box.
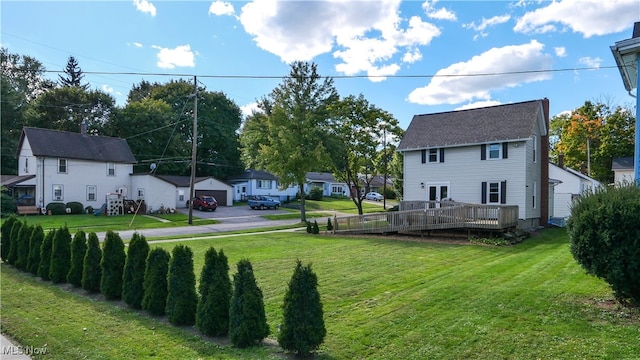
[481,143,508,160]
[178,190,184,202]
[489,144,501,159]
[87,185,97,201]
[257,180,271,189]
[53,184,64,201]
[481,181,506,204]
[532,135,537,163]
[58,158,67,173]
[137,188,145,199]
[421,149,426,164]
[429,149,438,162]
[332,186,343,194]
[24,158,29,173]
[107,162,115,176]
[532,182,537,209]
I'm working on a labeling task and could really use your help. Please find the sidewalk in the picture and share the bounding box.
[1,334,33,360]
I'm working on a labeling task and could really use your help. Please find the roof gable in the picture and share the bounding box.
[20,127,136,163]
[306,172,338,183]
[398,100,546,151]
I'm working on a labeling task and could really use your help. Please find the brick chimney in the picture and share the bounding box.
[558,153,564,168]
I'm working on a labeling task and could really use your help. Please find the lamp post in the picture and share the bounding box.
[610,22,640,185]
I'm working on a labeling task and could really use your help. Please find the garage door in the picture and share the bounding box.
[195,190,227,206]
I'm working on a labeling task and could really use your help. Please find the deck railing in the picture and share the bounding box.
[333,201,519,234]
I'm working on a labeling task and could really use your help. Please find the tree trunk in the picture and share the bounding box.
[298,182,306,222]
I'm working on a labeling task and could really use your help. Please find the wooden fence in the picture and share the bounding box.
[333,201,519,234]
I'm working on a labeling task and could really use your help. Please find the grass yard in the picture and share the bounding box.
[2,228,639,359]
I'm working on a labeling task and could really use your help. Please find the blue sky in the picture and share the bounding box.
[2,0,639,129]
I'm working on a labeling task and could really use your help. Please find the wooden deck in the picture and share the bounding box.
[333,201,519,234]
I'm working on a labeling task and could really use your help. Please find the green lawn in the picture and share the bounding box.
[2,228,638,359]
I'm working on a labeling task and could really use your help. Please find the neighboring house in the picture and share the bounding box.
[366,175,394,194]
[9,126,231,213]
[612,156,634,184]
[306,172,348,197]
[397,99,550,228]
[549,161,602,218]
[226,169,298,202]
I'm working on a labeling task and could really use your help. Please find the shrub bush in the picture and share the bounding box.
[278,260,326,356]
[49,226,72,283]
[65,201,84,214]
[0,191,17,217]
[38,229,55,280]
[196,248,231,337]
[7,220,23,265]
[82,232,102,293]
[46,202,66,215]
[306,221,312,234]
[229,259,269,348]
[326,218,333,231]
[122,233,149,309]
[568,184,640,305]
[101,230,126,300]
[166,245,197,326]
[142,247,170,316]
[67,230,87,287]
[309,187,323,201]
[1,215,18,261]
[312,220,319,234]
[382,186,396,200]
[15,223,33,270]
[27,225,44,275]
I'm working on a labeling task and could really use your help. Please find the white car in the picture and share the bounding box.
[365,192,384,201]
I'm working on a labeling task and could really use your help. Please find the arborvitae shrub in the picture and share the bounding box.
[27,225,44,275]
[312,220,319,234]
[38,229,55,280]
[122,232,149,309]
[568,184,640,305]
[166,245,197,326]
[100,230,126,300]
[82,232,102,293]
[49,226,72,283]
[1,215,18,261]
[306,221,312,234]
[15,223,33,270]
[229,259,269,348]
[67,230,87,287]
[0,191,17,216]
[7,220,23,265]
[45,202,65,215]
[326,218,333,231]
[197,248,231,336]
[278,260,326,356]
[142,247,170,316]
[65,201,84,214]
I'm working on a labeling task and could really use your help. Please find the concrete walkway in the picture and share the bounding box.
[1,334,34,360]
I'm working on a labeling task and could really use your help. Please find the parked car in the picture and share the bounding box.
[365,192,384,201]
[189,195,218,211]
[248,196,281,210]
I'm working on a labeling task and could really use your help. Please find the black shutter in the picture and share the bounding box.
[481,144,486,160]
[500,180,507,204]
[502,142,508,159]
[481,182,487,204]
[439,148,445,163]
[421,149,426,164]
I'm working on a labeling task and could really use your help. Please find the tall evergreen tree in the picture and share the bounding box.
[26,225,44,275]
[15,223,33,270]
[166,245,198,326]
[278,260,326,356]
[58,56,89,90]
[49,226,72,283]
[38,229,55,281]
[1,215,18,261]
[196,248,231,336]
[7,220,23,265]
[67,230,87,287]
[100,230,126,300]
[82,232,102,293]
[229,259,269,348]
[122,232,149,309]
[142,247,170,316]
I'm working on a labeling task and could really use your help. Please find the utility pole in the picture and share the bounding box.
[383,127,387,210]
[188,76,198,225]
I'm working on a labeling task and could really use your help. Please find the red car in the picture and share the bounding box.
[189,195,218,211]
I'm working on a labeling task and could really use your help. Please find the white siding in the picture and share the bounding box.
[614,170,634,185]
[130,175,176,212]
[194,178,233,206]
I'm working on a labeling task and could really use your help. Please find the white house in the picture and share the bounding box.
[612,156,634,185]
[549,161,602,218]
[11,127,231,213]
[226,169,298,202]
[397,99,550,228]
[306,172,348,197]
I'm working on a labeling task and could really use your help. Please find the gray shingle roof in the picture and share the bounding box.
[306,172,337,183]
[20,127,137,163]
[398,100,545,151]
[226,169,279,182]
[612,157,633,170]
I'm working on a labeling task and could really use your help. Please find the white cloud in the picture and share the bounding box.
[102,84,114,93]
[454,100,503,111]
[578,56,602,69]
[240,102,261,117]
[209,1,234,16]
[422,0,457,21]
[464,14,511,39]
[402,49,423,63]
[152,45,196,69]
[238,0,441,80]
[407,40,553,105]
[554,46,566,57]
[514,0,639,38]
[133,0,156,16]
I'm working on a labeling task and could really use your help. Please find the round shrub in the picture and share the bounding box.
[309,187,323,201]
[101,230,126,300]
[142,248,170,316]
[122,233,149,309]
[568,184,640,305]
[46,202,66,215]
[65,201,84,214]
[82,232,102,293]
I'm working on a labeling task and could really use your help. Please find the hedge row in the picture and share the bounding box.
[0,216,325,355]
